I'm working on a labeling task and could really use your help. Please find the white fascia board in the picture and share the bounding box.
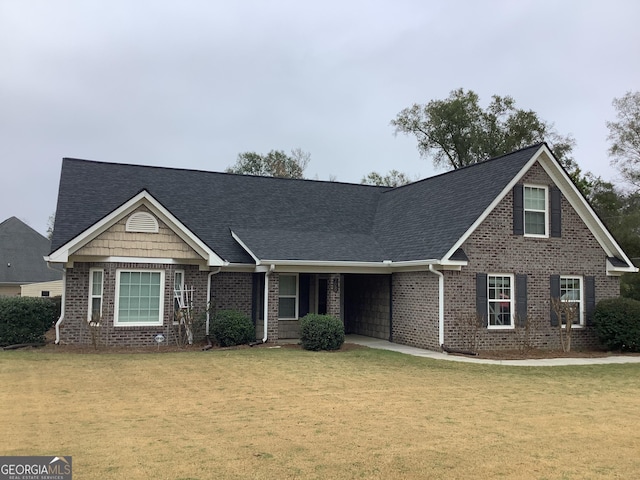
[534,147,636,269]
[230,230,262,265]
[48,190,225,267]
[442,146,544,261]
[606,258,638,276]
[254,258,452,274]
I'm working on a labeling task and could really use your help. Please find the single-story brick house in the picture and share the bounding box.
[46,143,636,350]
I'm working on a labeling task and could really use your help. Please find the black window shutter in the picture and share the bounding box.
[550,186,562,237]
[476,273,488,327]
[516,274,527,327]
[513,184,524,235]
[585,276,596,325]
[550,274,560,326]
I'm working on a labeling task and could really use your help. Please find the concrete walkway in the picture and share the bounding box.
[345,334,640,366]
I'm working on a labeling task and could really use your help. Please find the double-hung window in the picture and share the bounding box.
[114,270,164,326]
[278,274,298,320]
[524,185,548,237]
[560,276,583,326]
[488,274,514,328]
[88,268,104,323]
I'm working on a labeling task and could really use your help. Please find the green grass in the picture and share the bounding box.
[1,347,639,479]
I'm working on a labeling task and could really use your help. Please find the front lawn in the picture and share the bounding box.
[1,347,639,479]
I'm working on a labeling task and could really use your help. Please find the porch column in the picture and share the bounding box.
[327,273,341,318]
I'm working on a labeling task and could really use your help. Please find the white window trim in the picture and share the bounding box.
[173,269,185,325]
[278,273,299,320]
[487,273,515,330]
[524,184,549,238]
[560,275,584,327]
[88,268,104,323]
[114,269,165,327]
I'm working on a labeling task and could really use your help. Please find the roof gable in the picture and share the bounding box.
[48,191,225,267]
[0,217,62,283]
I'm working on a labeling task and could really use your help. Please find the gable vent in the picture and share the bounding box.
[126,212,159,233]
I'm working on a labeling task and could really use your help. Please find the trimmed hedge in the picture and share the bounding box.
[593,297,640,352]
[0,296,60,346]
[210,310,255,347]
[300,314,345,351]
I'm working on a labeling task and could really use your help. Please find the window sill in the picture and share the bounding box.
[114,322,164,328]
[523,233,549,239]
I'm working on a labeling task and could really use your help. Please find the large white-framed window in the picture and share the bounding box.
[560,276,583,326]
[88,268,104,323]
[114,269,164,327]
[524,185,548,237]
[173,269,185,324]
[278,274,298,320]
[488,274,514,329]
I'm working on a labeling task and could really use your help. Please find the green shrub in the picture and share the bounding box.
[593,297,640,352]
[0,296,60,346]
[300,314,345,351]
[210,310,255,347]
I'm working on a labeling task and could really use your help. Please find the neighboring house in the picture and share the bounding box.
[46,143,636,350]
[0,217,63,297]
[20,280,63,298]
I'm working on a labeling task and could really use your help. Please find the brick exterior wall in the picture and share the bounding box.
[209,272,253,318]
[61,267,344,346]
[442,162,619,351]
[391,271,440,350]
[327,273,342,318]
[60,264,254,347]
[267,272,279,342]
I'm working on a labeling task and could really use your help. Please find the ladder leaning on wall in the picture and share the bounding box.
[174,285,195,345]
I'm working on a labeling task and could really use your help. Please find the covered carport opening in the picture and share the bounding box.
[343,273,391,341]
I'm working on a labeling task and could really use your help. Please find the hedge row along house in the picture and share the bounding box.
[46,143,636,350]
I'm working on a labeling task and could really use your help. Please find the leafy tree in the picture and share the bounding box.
[391,88,576,172]
[226,148,310,179]
[587,178,640,300]
[607,91,640,188]
[361,170,413,187]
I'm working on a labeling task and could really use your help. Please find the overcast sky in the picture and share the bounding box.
[1,0,638,236]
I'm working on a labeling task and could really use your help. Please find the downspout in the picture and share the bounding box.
[262,264,275,343]
[205,267,222,336]
[429,264,444,348]
[54,268,66,344]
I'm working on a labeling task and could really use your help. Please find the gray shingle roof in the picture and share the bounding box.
[373,144,541,260]
[0,217,63,284]
[51,144,542,264]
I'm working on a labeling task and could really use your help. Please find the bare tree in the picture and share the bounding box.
[550,297,579,352]
[607,91,640,188]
